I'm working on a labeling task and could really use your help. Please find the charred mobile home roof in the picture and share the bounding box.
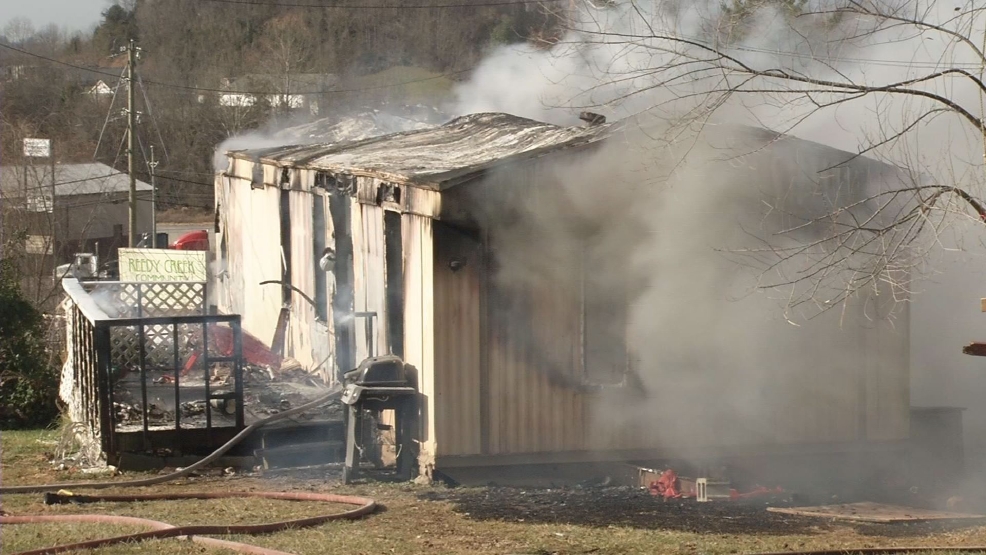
[229,112,611,189]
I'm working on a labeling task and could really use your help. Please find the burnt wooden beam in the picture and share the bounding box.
[962,342,986,356]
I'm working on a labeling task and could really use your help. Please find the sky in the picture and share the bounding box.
[1,0,106,34]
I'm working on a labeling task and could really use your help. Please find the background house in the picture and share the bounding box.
[216,73,338,115]
[214,113,913,482]
[1,162,153,295]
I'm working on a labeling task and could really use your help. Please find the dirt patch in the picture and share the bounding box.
[420,486,986,538]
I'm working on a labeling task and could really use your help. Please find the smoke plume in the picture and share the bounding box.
[453,0,986,462]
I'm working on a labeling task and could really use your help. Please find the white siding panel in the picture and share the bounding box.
[229,166,282,348]
[362,204,388,357]
[288,189,316,370]
[351,199,367,362]
[403,214,436,476]
[351,202,389,361]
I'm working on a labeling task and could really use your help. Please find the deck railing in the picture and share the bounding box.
[62,278,244,457]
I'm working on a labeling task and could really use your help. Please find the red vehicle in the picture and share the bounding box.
[170,229,209,251]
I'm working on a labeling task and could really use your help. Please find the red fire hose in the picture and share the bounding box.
[751,549,986,555]
[0,387,377,554]
[0,386,343,495]
[1,491,376,555]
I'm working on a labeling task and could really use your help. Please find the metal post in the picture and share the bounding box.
[149,145,158,248]
[232,319,245,428]
[50,141,57,265]
[136,283,143,318]
[0,162,4,259]
[94,325,116,455]
[173,323,181,437]
[137,322,150,449]
[127,39,138,248]
[203,321,211,438]
[343,405,359,484]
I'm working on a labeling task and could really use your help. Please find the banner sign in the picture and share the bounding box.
[23,138,51,158]
[118,248,207,282]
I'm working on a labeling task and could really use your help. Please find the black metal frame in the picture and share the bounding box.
[64,279,245,459]
[342,393,416,484]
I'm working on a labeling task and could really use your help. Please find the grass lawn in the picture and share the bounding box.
[4,428,986,554]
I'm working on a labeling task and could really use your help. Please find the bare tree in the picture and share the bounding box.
[529,0,986,316]
[257,11,317,119]
[2,18,37,45]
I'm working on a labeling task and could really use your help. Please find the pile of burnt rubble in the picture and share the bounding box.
[112,362,340,429]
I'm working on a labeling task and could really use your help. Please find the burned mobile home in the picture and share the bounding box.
[214,112,916,482]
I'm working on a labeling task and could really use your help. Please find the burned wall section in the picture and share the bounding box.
[217,160,334,381]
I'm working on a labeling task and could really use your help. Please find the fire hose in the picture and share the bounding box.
[0,386,378,554]
[1,491,375,555]
[0,386,343,495]
[751,549,986,555]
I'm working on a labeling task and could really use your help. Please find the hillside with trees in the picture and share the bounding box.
[0,0,562,211]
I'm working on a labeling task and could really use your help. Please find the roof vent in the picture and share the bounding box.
[579,112,606,126]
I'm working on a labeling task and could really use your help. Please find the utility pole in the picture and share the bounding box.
[148,145,158,248]
[51,142,57,264]
[126,39,138,248]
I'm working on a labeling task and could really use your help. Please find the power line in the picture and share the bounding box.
[198,0,560,7]
[134,172,215,188]
[144,68,473,95]
[9,169,214,195]
[0,43,123,80]
[158,169,219,177]
[0,43,472,95]
[10,173,128,194]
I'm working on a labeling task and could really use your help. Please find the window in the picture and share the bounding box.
[251,160,263,189]
[376,183,402,206]
[329,191,355,377]
[313,195,328,321]
[384,211,404,358]
[582,251,629,386]
[279,189,292,304]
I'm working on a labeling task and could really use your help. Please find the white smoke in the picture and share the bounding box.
[452,0,986,462]
[213,108,446,172]
[453,0,986,176]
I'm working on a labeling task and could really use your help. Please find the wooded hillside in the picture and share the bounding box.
[0,0,562,211]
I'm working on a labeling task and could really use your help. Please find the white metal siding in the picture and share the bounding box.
[217,161,283,351]
[287,187,316,370]
[403,213,436,476]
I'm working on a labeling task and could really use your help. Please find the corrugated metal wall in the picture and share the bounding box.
[429,173,909,461]
[433,252,910,459]
[484,272,587,455]
[432,224,482,456]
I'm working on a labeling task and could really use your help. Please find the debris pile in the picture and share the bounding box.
[645,467,785,503]
[111,361,340,432]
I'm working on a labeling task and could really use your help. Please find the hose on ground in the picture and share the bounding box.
[0,385,343,494]
[0,490,376,555]
[751,548,986,555]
